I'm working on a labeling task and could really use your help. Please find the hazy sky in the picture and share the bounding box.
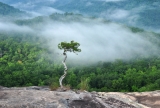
[101,0,125,2]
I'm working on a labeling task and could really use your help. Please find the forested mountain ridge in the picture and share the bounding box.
[51,0,160,30]
[14,13,99,26]
[0,0,160,32]
[0,2,23,16]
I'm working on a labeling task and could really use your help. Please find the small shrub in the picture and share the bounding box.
[64,84,71,90]
[78,77,90,91]
[49,82,59,91]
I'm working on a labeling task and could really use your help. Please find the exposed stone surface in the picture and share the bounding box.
[0,86,160,108]
[127,91,160,108]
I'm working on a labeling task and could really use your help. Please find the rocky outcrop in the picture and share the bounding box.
[127,91,160,108]
[0,86,160,108]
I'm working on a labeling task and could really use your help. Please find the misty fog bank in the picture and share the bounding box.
[0,16,160,64]
[41,22,159,63]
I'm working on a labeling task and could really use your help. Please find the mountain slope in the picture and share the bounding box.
[1,0,160,32]
[51,0,160,30]
[0,2,23,16]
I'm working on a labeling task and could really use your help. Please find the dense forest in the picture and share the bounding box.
[0,30,160,92]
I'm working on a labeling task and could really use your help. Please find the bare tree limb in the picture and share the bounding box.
[59,51,68,89]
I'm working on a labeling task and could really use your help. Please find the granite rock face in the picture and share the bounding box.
[0,86,160,108]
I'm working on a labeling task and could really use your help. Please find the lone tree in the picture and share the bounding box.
[58,41,81,89]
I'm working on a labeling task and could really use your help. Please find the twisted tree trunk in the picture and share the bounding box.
[59,51,68,89]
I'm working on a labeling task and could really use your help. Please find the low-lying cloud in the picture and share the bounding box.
[38,20,159,64]
[100,6,144,27]
[0,17,159,64]
[0,21,33,33]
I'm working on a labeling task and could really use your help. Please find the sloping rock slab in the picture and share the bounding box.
[0,86,159,108]
[127,91,160,108]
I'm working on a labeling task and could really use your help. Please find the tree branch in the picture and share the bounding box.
[59,51,68,89]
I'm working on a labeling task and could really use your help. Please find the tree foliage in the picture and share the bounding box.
[58,41,81,53]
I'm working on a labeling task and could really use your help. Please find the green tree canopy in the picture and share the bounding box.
[58,41,81,53]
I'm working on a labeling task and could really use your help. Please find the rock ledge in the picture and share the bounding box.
[0,86,160,108]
